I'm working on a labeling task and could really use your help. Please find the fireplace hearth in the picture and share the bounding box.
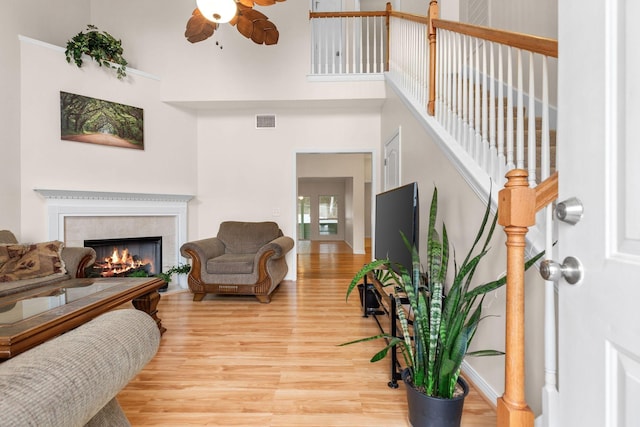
[84,236,162,278]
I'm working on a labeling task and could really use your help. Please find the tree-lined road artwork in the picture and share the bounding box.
[60,91,144,150]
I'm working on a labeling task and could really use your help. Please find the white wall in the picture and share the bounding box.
[390,0,458,20]
[88,0,386,104]
[194,106,380,278]
[380,83,545,414]
[0,0,89,236]
[490,0,557,38]
[18,38,198,242]
[297,178,347,242]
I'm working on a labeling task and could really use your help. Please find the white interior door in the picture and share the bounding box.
[312,0,344,73]
[557,0,640,426]
[384,130,400,191]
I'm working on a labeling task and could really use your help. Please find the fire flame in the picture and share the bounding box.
[95,247,154,277]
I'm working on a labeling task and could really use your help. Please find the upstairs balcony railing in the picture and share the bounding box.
[309,4,558,188]
[309,8,389,76]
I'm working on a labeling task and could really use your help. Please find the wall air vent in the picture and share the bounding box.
[256,114,276,129]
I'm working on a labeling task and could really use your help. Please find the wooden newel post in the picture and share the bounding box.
[497,169,536,427]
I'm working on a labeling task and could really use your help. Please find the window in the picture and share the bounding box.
[318,195,338,236]
[297,196,311,240]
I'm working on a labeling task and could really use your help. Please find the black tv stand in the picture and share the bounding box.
[361,271,403,388]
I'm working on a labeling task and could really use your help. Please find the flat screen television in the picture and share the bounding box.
[374,182,419,274]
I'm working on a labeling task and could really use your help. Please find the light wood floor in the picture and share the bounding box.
[118,240,496,426]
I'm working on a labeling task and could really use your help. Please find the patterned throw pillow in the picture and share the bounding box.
[0,241,67,282]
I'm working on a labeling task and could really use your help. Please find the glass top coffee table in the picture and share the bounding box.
[0,277,166,360]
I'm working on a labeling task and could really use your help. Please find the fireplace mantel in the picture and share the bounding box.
[35,189,194,290]
[34,189,193,203]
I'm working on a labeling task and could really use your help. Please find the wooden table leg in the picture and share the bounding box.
[132,290,166,335]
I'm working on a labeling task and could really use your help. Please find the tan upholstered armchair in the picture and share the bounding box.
[180,221,294,303]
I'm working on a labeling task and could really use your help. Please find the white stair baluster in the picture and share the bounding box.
[506,47,515,171]
[527,51,537,186]
[481,40,488,170]
[474,38,482,162]
[461,35,469,152]
[541,56,551,180]
[497,44,506,183]
[516,49,525,169]
[489,41,497,180]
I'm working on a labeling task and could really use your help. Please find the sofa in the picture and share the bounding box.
[0,230,96,297]
[180,221,294,303]
[0,308,160,426]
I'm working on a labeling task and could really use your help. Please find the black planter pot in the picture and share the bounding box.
[402,369,469,427]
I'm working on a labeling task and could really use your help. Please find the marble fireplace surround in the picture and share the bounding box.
[35,189,193,290]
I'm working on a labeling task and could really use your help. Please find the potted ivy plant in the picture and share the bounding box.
[343,187,542,427]
[65,25,128,79]
[157,264,191,292]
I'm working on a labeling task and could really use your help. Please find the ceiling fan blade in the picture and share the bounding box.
[231,3,252,27]
[184,8,218,43]
[234,7,280,45]
[251,19,279,45]
[239,0,286,7]
[263,27,280,45]
[250,20,268,44]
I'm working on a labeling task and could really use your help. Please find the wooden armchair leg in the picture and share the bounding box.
[256,294,271,304]
[192,292,206,301]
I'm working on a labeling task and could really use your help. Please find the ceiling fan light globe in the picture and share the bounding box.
[196,0,237,24]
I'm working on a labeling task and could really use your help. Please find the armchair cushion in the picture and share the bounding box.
[217,221,282,254]
[208,253,255,275]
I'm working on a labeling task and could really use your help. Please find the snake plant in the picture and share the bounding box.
[343,187,543,399]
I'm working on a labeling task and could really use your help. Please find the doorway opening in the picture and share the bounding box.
[295,152,373,256]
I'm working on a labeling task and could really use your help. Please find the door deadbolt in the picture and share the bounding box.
[540,256,584,285]
[555,197,584,225]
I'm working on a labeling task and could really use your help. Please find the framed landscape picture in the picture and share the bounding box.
[60,91,144,150]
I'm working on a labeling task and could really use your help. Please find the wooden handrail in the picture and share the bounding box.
[535,172,559,212]
[432,19,558,58]
[497,169,558,427]
[309,11,387,19]
[389,10,430,25]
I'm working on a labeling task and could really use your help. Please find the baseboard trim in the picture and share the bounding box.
[461,360,499,408]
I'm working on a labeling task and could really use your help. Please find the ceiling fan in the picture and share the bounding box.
[185,0,286,46]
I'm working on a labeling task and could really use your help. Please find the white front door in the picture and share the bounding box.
[557,0,640,425]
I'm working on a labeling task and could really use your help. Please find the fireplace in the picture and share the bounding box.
[35,189,193,290]
[84,236,162,278]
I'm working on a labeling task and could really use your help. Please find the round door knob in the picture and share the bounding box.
[540,256,583,285]
[555,197,584,225]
